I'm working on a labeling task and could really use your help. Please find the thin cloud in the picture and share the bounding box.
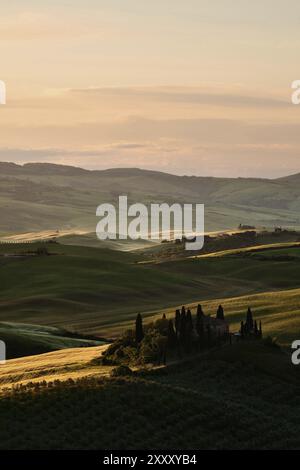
[69,86,289,108]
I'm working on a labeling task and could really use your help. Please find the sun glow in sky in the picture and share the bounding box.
[1,0,300,177]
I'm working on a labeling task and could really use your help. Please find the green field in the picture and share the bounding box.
[152,288,300,348]
[0,242,211,334]
[1,223,300,449]
[1,241,300,344]
[0,322,104,359]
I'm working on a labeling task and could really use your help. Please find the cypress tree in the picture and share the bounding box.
[185,309,193,350]
[167,319,177,348]
[175,309,181,337]
[216,305,224,321]
[197,304,204,317]
[179,309,186,342]
[196,309,204,337]
[186,309,193,331]
[259,321,262,337]
[135,313,144,344]
[240,321,245,338]
[246,307,254,332]
[254,320,258,336]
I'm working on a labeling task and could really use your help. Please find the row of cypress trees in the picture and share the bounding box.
[240,307,262,337]
[135,303,227,352]
[136,305,263,345]
[134,305,263,364]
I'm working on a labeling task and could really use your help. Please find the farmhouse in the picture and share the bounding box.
[203,315,229,336]
[195,304,229,337]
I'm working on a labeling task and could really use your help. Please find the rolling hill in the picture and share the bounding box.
[1,162,300,234]
[0,206,300,449]
[0,341,300,449]
[0,322,105,359]
[1,241,300,345]
[0,344,110,390]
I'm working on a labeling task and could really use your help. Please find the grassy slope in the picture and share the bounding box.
[2,242,300,341]
[0,322,104,359]
[1,163,300,234]
[0,230,158,252]
[139,231,300,263]
[0,242,211,334]
[60,232,158,251]
[0,341,300,449]
[151,288,300,348]
[194,241,300,258]
[0,344,110,391]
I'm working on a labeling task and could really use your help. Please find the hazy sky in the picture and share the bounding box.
[1,0,300,177]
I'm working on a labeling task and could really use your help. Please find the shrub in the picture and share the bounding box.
[102,330,136,365]
[139,329,167,365]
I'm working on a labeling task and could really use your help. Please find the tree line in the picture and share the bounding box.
[103,304,263,367]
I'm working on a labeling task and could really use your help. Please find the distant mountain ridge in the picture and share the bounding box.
[0,161,293,180]
[0,161,300,234]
